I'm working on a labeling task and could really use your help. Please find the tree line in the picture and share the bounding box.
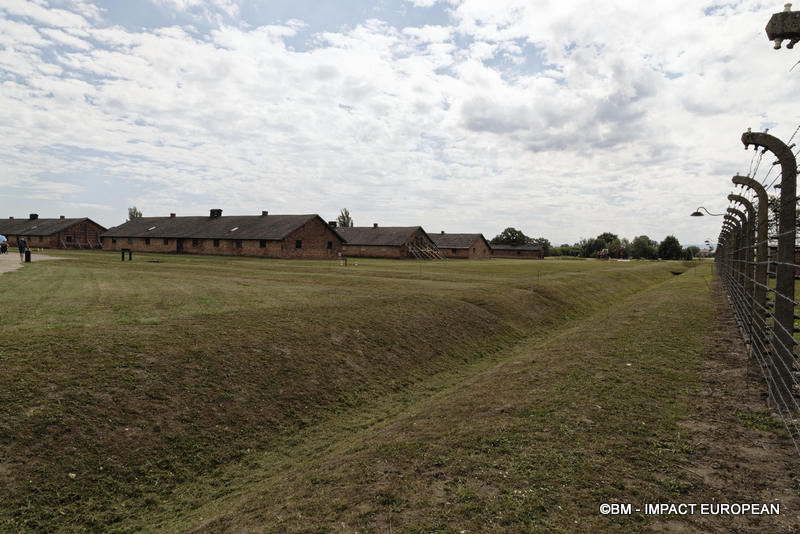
[490,227,704,260]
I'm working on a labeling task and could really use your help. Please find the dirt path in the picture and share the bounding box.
[0,250,63,275]
[655,272,800,533]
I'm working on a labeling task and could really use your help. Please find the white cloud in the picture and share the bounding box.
[0,0,795,245]
[152,0,241,19]
[0,0,91,29]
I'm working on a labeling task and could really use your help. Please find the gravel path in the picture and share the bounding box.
[0,250,63,275]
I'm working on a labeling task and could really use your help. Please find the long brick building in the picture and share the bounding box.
[101,210,343,259]
[430,232,491,259]
[490,244,545,259]
[0,214,106,248]
[336,225,441,259]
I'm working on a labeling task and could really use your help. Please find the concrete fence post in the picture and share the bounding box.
[742,130,797,409]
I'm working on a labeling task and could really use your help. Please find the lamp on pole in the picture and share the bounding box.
[690,206,725,217]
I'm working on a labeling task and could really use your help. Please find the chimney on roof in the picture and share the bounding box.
[29,213,38,220]
[328,221,337,228]
[373,223,378,228]
[262,211,268,216]
[441,230,444,234]
[60,215,65,219]
[170,213,176,218]
[210,209,222,218]
[9,216,13,220]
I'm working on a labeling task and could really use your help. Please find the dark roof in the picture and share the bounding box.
[101,214,338,241]
[430,233,488,249]
[490,244,543,251]
[0,217,104,236]
[337,226,427,246]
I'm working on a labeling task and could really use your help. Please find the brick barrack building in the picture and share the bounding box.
[101,210,343,259]
[0,214,106,248]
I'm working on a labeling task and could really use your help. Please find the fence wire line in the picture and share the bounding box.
[717,196,800,457]
[717,257,800,457]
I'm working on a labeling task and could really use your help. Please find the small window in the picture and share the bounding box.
[163,238,169,245]
[517,250,521,255]
[260,240,267,248]
[66,235,73,243]
[452,248,457,253]
[112,237,117,244]
[213,239,219,247]
[472,247,476,252]
[145,237,151,245]
[235,239,242,248]
[327,241,332,249]
[192,239,199,247]
[128,237,133,244]
[148,226,157,231]
[295,240,302,249]
[39,236,43,242]
[230,227,239,232]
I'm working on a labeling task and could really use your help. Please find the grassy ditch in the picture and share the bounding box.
[191,261,715,533]
[1,251,690,532]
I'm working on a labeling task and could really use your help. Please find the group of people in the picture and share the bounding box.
[0,237,27,261]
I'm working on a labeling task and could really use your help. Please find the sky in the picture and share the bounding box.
[1,0,798,247]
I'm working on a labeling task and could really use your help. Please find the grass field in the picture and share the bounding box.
[0,252,767,532]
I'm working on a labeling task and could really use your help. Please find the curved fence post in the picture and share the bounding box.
[742,130,797,410]
[729,196,757,346]
[731,176,769,343]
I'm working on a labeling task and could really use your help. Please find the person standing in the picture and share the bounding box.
[18,236,27,262]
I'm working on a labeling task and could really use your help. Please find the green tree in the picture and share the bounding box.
[127,206,142,221]
[578,237,606,257]
[597,232,618,246]
[608,237,628,259]
[630,235,657,259]
[685,245,700,258]
[490,227,533,246]
[336,208,354,228]
[658,235,682,260]
[767,194,800,235]
[531,237,551,256]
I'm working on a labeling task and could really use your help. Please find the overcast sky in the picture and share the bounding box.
[1,0,798,246]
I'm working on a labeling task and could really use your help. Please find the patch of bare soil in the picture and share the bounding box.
[655,274,800,533]
[0,251,64,275]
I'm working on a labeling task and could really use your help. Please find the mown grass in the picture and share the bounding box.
[1,251,694,532]
[193,261,715,533]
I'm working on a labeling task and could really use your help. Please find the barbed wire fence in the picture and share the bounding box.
[716,128,800,456]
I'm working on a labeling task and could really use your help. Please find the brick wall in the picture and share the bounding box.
[490,248,544,259]
[101,218,343,259]
[440,239,491,259]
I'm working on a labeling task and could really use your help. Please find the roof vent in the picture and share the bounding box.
[230,227,239,232]
[441,230,445,234]
[60,215,65,219]
[262,211,268,216]
[373,223,378,228]
[148,226,157,231]
[170,213,176,218]
[210,209,222,218]
[29,213,38,220]
[328,221,337,228]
